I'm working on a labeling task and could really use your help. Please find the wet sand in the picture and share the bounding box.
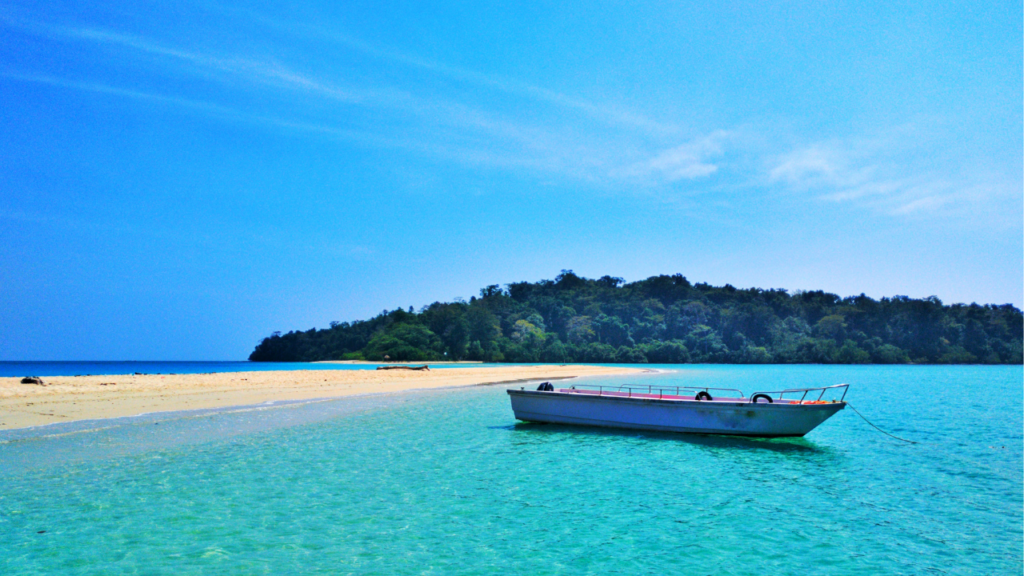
[0,365,645,430]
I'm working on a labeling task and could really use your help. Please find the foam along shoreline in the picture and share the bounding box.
[0,365,646,431]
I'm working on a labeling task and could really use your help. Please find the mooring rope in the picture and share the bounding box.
[846,403,919,444]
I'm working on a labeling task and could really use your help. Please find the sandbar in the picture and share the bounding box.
[0,365,645,430]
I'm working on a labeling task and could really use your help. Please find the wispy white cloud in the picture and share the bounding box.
[202,1,680,137]
[888,194,951,215]
[770,145,869,189]
[49,25,420,108]
[7,10,1013,224]
[613,132,727,183]
[0,72,611,180]
[769,135,1018,220]
[0,15,712,185]
[0,71,264,120]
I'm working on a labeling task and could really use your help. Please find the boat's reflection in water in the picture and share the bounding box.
[503,420,834,455]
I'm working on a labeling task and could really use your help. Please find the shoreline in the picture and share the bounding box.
[0,375,591,436]
[313,360,486,364]
[0,365,645,431]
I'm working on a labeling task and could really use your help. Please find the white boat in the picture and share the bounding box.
[507,383,848,437]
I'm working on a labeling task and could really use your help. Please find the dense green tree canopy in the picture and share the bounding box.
[250,271,1023,364]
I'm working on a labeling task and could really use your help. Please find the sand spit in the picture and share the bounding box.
[315,360,486,364]
[0,365,645,430]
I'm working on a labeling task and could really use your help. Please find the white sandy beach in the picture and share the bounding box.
[0,365,645,430]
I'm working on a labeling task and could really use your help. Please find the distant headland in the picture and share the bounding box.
[250,271,1023,365]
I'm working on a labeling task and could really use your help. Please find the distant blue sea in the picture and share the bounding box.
[0,361,508,377]
[1,365,1021,575]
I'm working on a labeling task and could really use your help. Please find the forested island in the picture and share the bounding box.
[250,272,1023,364]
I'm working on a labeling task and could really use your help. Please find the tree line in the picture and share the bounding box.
[249,271,1023,364]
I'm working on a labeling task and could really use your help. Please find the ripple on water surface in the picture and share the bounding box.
[0,365,1021,575]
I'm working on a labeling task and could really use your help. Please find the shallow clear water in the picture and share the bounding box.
[1,365,1021,575]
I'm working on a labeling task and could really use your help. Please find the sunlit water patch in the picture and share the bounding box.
[1,365,1020,575]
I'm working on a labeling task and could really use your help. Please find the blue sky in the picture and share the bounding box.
[1,0,1021,360]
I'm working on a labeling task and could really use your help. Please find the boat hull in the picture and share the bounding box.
[507,389,845,437]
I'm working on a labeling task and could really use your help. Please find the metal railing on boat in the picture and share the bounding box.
[561,383,849,404]
[748,383,849,403]
[565,384,746,400]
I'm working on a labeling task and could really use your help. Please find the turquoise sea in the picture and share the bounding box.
[1,365,1021,575]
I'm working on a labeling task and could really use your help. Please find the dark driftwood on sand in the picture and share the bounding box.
[376,365,430,371]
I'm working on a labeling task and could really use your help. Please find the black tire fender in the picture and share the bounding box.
[695,391,713,401]
[751,394,773,404]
